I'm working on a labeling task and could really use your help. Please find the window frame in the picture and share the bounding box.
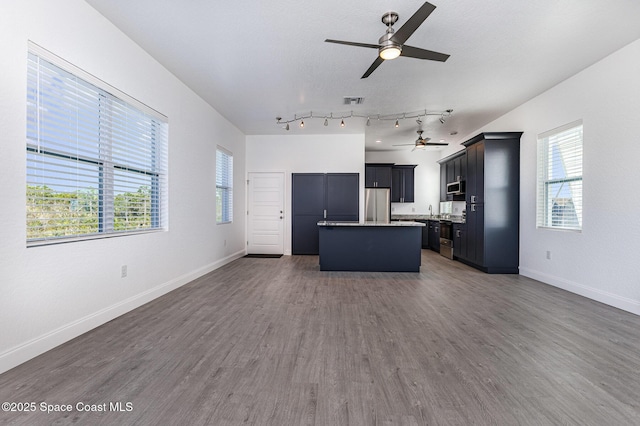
[26,43,168,246]
[216,147,233,224]
[536,120,583,232]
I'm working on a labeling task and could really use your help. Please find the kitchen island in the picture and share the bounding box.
[317,221,425,272]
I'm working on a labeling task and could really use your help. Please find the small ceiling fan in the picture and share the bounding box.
[325,1,450,78]
[393,130,448,151]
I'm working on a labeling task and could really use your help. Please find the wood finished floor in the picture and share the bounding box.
[2,250,640,425]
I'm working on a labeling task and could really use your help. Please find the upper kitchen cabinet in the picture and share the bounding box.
[462,132,522,273]
[391,165,416,203]
[438,151,465,201]
[365,163,393,188]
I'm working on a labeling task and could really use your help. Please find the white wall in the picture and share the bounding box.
[246,134,365,254]
[461,38,640,315]
[365,149,447,215]
[0,0,246,373]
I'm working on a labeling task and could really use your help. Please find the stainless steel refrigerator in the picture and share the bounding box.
[365,188,391,223]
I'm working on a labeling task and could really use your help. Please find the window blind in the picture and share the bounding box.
[26,49,168,245]
[216,147,233,223]
[536,121,583,231]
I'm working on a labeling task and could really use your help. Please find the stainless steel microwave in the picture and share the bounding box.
[446,180,465,195]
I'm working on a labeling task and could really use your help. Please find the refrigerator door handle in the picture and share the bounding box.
[324,209,327,219]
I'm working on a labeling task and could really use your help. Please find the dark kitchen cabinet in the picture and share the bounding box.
[440,162,447,201]
[464,203,484,265]
[416,220,429,248]
[462,132,522,273]
[428,220,440,252]
[453,223,466,260]
[292,173,359,255]
[466,142,485,205]
[391,165,416,203]
[438,151,465,201]
[365,164,393,188]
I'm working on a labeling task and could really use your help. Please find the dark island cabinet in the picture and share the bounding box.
[461,132,522,273]
[391,165,416,203]
[292,173,359,255]
[365,164,393,188]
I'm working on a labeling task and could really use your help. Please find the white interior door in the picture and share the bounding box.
[247,172,284,254]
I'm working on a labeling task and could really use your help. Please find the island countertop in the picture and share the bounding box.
[317,221,425,227]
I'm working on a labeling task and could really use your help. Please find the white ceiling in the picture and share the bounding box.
[84,0,640,151]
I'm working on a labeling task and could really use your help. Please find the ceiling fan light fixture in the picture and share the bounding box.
[379,45,401,60]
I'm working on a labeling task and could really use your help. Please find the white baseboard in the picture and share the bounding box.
[519,267,640,316]
[0,249,246,374]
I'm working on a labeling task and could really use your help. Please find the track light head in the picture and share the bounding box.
[324,118,328,126]
[439,117,445,124]
[285,123,289,131]
[340,119,345,127]
[300,120,304,128]
[395,119,399,128]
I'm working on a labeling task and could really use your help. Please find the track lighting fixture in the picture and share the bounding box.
[275,109,453,129]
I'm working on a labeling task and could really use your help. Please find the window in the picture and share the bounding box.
[216,147,233,223]
[537,121,583,231]
[26,45,168,245]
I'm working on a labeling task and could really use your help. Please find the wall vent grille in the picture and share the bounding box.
[343,96,365,105]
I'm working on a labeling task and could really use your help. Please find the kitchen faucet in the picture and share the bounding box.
[428,204,432,216]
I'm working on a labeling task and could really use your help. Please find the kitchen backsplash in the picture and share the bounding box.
[391,200,466,215]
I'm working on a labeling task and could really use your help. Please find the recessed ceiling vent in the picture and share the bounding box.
[343,96,365,105]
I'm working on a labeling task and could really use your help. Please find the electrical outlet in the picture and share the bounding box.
[546,251,551,260]
[121,265,128,278]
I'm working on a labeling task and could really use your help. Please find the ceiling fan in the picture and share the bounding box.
[325,1,450,78]
[393,130,448,151]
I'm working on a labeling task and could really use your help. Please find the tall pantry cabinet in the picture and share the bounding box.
[462,132,522,273]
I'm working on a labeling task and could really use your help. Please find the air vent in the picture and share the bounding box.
[343,96,365,105]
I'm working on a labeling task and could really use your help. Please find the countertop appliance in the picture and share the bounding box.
[447,180,465,196]
[365,188,390,223]
[439,219,454,259]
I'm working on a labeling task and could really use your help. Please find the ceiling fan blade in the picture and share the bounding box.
[400,45,450,62]
[425,142,449,146]
[391,1,436,45]
[325,39,380,49]
[392,143,419,146]
[361,56,384,78]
